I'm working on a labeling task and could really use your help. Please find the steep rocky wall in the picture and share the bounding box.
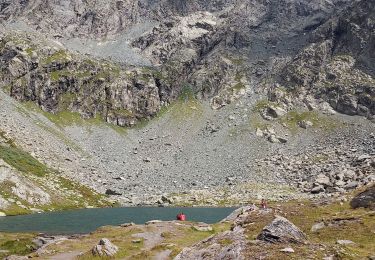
[132,0,351,108]
[0,32,171,126]
[268,0,375,119]
[0,0,236,38]
[0,0,369,124]
[0,0,140,38]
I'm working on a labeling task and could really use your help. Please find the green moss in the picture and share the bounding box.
[171,85,203,121]
[311,154,329,163]
[50,70,69,81]
[218,238,233,246]
[113,109,133,117]
[155,105,170,119]
[76,71,92,78]
[42,50,70,65]
[1,205,33,216]
[82,59,98,67]
[2,83,11,93]
[44,111,83,127]
[0,180,16,198]
[20,103,85,151]
[232,82,245,91]
[25,47,35,56]
[178,85,195,101]
[249,114,272,130]
[50,71,61,81]
[58,176,106,204]
[253,99,277,112]
[93,71,111,80]
[0,145,49,177]
[0,181,33,215]
[57,92,76,111]
[4,35,31,46]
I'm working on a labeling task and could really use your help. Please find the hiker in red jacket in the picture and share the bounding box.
[176,212,186,221]
[261,199,267,209]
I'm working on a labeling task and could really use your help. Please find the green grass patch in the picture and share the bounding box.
[170,85,203,121]
[50,70,71,81]
[20,102,127,138]
[0,145,49,177]
[0,128,111,214]
[42,50,70,65]
[253,99,277,112]
[279,110,340,133]
[25,47,35,56]
[0,237,36,257]
[57,92,76,111]
[218,238,233,246]
[2,84,11,94]
[249,114,272,130]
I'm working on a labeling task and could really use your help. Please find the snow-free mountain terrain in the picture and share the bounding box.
[0,0,374,212]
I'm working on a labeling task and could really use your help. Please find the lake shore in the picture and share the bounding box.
[1,186,374,259]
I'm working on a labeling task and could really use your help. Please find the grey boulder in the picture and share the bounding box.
[257,216,307,244]
[350,185,375,210]
[92,238,119,257]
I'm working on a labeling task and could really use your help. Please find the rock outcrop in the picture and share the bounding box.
[0,32,169,127]
[92,238,119,257]
[257,216,307,244]
[267,0,375,119]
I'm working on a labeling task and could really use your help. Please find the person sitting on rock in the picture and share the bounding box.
[176,212,186,221]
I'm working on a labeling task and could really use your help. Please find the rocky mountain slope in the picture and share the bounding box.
[0,120,111,216]
[265,0,375,120]
[0,0,374,213]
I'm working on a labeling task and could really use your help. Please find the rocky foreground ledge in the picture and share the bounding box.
[1,184,374,260]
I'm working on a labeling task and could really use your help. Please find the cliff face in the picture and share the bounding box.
[2,0,367,125]
[0,32,172,126]
[1,0,140,38]
[0,0,236,38]
[268,0,375,119]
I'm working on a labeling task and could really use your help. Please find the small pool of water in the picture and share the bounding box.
[0,207,236,235]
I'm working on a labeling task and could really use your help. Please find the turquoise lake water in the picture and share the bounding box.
[0,207,236,235]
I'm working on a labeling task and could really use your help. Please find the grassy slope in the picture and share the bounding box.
[0,233,37,259]
[243,197,375,259]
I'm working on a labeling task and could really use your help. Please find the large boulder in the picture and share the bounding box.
[91,238,119,257]
[261,105,287,120]
[336,94,358,116]
[257,216,307,244]
[350,185,375,210]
